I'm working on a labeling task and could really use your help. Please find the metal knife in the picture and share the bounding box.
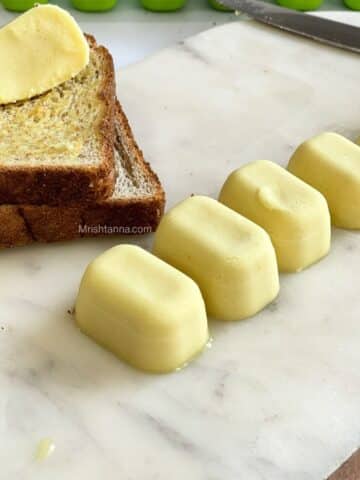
[218,0,360,54]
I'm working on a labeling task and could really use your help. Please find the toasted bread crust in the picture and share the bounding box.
[111,99,165,206]
[0,35,116,206]
[0,101,165,248]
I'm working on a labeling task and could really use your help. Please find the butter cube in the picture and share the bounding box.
[153,196,279,321]
[75,245,208,373]
[219,160,331,272]
[0,5,89,104]
[288,132,360,229]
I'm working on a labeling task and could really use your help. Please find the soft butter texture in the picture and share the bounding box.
[0,37,107,166]
[219,160,331,272]
[153,196,279,321]
[75,245,208,373]
[0,5,89,104]
[288,132,360,229]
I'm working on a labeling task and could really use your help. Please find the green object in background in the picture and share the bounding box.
[208,0,233,11]
[343,0,360,9]
[141,0,187,12]
[2,0,47,12]
[276,0,323,9]
[71,0,118,11]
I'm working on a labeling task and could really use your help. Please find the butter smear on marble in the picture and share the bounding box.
[35,438,56,461]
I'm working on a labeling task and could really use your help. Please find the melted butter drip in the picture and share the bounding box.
[175,335,213,372]
[35,438,55,461]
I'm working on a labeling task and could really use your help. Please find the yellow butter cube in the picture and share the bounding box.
[288,132,360,229]
[219,160,331,272]
[153,196,279,321]
[75,245,209,373]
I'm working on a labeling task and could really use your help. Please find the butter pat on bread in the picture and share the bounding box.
[0,34,115,205]
[219,160,331,272]
[75,245,208,373]
[0,5,89,104]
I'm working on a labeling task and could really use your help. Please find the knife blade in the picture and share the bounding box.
[218,0,360,54]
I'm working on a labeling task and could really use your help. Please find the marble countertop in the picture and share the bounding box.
[2,11,360,480]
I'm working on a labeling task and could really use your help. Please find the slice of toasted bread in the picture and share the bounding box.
[0,100,165,248]
[0,34,116,206]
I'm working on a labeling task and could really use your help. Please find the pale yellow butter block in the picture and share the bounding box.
[219,160,331,272]
[0,5,89,104]
[75,245,208,374]
[288,132,360,229]
[153,196,279,321]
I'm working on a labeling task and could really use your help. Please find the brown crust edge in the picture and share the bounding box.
[0,101,165,248]
[0,35,116,206]
[327,448,360,479]
[110,99,165,208]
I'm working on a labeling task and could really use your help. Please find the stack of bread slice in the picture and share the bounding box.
[0,35,165,248]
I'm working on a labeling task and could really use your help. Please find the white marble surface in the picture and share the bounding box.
[2,14,360,480]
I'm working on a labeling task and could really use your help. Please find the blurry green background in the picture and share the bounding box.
[0,0,356,14]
